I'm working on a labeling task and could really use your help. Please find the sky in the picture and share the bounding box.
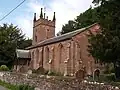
[0,0,93,38]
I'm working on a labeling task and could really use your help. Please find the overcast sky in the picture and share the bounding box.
[0,0,93,38]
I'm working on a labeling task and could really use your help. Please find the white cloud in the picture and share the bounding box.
[16,16,32,38]
[15,0,93,38]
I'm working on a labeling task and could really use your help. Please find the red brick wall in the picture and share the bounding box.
[32,19,55,45]
[29,24,101,76]
[72,24,100,75]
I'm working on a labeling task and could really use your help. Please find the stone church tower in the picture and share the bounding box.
[32,8,56,45]
[15,7,101,78]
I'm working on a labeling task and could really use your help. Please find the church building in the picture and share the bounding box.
[15,8,102,77]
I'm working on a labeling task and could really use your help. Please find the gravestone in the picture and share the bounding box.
[75,69,85,81]
[27,70,32,74]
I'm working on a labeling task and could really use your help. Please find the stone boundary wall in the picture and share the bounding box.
[0,72,119,90]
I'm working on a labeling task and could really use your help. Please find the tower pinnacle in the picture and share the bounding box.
[40,8,43,18]
[44,13,46,19]
[53,12,56,21]
[34,13,36,21]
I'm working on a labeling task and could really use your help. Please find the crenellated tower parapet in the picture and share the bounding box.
[32,8,56,45]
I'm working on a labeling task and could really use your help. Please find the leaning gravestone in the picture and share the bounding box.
[27,70,32,75]
[75,69,85,81]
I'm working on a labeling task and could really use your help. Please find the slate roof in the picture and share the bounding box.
[26,23,98,49]
[16,49,30,59]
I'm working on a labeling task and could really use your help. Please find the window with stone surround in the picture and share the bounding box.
[39,48,43,66]
[46,29,49,39]
[35,35,37,42]
[66,43,71,61]
[31,51,34,68]
[46,46,49,63]
[58,43,63,64]
[32,51,34,61]
[36,49,39,64]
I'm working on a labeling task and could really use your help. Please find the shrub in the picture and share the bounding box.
[0,65,9,71]
[103,63,115,74]
[100,73,116,82]
[32,67,49,75]
[32,69,37,73]
[0,80,35,90]
[18,84,34,90]
[105,73,116,81]
[47,71,63,76]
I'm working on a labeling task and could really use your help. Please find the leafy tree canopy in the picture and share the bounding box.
[88,0,120,63]
[0,23,32,68]
[60,7,98,35]
[88,0,120,79]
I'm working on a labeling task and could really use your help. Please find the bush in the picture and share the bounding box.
[32,67,63,76]
[18,84,34,90]
[105,73,116,81]
[32,67,49,75]
[0,65,9,71]
[0,80,17,89]
[103,63,115,74]
[0,79,35,90]
[47,71,63,76]
[99,73,116,82]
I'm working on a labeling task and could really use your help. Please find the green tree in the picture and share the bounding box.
[60,20,76,34]
[60,7,98,34]
[0,23,32,68]
[88,0,120,78]
[18,38,32,49]
[75,7,98,29]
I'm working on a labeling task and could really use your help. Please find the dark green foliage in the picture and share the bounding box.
[32,67,63,76]
[32,67,49,75]
[18,39,32,49]
[0,23,32,68]
[100,73,116,82]
[60,7,98,34]
[0,80,17,90]
[105,73,116,81]
[103,64,115,74]
[88,0,120,62]
[75,7,98,29]
[47,71,63,76]
[88,0,120,78]
[88,73,116,82]
[0,80,34,90]
[61,20,76,34]
[18,84,34,90]
[0,65,9,71]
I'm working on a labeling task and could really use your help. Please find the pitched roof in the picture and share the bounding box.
[26,23,98,49]
[16,49,30,59]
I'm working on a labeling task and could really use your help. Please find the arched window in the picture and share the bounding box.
[46,46,49,63]
[36,49,39,64]
[58,43,63,64]
[77,45,81,61]
[46,29,49,39]
[31,51,34,68]
[35,35,37,42]
[32,51,34,61]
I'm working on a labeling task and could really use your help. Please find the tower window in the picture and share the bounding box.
[35,35,37,42]
[46,29,49,39]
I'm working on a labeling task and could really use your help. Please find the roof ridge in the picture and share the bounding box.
[26,22,98,49]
